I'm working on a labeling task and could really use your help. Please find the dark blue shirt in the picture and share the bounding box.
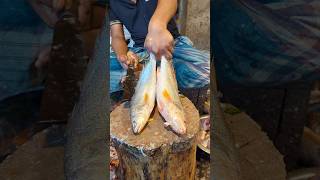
[110,0,180,47]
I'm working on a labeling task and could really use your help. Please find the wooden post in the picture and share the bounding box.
[211,61,241,180]
[110,97,199,179]
[64,12,109,180]
[39,13,87,123]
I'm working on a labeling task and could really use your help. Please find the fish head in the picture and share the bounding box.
[165,103,187,135]
[131,106,150,134]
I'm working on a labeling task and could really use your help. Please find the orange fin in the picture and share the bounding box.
[162,89,171,101]
[144,93,149,103]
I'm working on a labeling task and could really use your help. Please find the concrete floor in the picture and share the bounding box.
[225,112,286,180]
[0,129,64,180]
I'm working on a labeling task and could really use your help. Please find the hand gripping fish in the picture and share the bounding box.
[156,56,187,135]
[130,54,157,134]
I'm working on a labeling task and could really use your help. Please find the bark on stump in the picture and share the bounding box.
[110,97,200,180]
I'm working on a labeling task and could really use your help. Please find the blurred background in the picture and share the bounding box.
[0,0,106,179]
[0,0,211,180]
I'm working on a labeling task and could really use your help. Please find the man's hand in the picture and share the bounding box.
[111,24,139,69]
[144,0,177,60]
[144,22,174,60]
[127,51,139,68]
[117,51,139,69]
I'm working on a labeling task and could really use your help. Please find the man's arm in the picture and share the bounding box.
[145,0,178,60]
[111,24,139,69]
[149,0,177,30]
[111,24,128,57]
[111,24,129,68]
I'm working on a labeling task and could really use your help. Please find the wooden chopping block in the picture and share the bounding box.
[110,97,200,180]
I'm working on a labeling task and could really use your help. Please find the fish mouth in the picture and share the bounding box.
[175,125,187,135]
[132,116,147,134]
[133,123,143,134]
[171,116,187,135]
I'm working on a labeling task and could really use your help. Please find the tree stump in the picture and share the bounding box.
[110,97,200,180]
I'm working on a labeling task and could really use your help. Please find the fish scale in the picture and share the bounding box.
[156,56,186,135]
[130,54,186,135]
[130,54,157,134]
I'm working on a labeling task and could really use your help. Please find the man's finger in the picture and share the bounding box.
[127,53,139,68]
[168,46,174,54]
[151,46,161,59]
[134,58,138,68]
[170,40,174,47]
[164,51,173,60]
[118,55,130,69]
[126,59,132,66]
[127,51,138,61]
[144,38,152,52]
[127,56,133,65]
[132,53,139,60]
[159,49,172,60]
[155,51,162,61]
[118,55,127,63]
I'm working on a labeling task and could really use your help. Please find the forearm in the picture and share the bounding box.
[111,37,128,57]
[149,0,178,29]
[111,23,129,58]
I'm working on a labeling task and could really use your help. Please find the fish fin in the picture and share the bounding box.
[164,122,170,127]
[162,89,172,102]
[144,93,149,103]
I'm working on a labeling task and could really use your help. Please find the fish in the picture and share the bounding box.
[130,53,157,134]
[156,56,187,135]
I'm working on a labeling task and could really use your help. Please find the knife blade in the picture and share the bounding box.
[122,63,137,100]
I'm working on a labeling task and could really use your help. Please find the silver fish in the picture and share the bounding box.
[156,56,187,134]
[130,54,157,134]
